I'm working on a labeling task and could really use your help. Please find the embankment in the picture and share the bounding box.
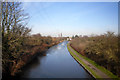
[2,41,61,77]
[67,42,119,79]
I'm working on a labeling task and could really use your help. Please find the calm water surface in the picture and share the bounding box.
[21,41,93,78]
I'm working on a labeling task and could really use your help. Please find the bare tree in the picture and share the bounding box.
[1,2,31,74]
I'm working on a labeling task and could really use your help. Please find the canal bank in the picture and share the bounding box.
[67,42,119,79]
[2,40,61,79]
[14,41,93,78]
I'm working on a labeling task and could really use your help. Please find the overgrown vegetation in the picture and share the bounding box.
[70,32,120,77]
[1,2,63,76]
[1,2,30,75]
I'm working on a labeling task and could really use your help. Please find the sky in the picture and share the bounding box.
[22,2,118,37]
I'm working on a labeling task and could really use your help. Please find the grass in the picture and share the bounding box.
[67,44,100,78]
[67,43,120,79]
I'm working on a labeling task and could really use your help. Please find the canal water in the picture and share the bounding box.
[21,41,93,78]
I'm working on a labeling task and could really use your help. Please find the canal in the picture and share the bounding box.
[21,41,93,78]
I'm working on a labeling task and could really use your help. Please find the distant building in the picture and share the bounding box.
[58,33,63,37]
[61,33,62,37]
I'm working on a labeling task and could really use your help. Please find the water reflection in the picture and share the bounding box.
[21,41,93,78]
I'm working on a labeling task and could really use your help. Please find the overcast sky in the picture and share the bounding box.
[22,2,118,37]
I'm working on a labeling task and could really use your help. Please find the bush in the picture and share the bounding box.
[70,32,120,77]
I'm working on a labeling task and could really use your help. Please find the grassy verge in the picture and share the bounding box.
[67,43,120,79]
[67,44,100,78]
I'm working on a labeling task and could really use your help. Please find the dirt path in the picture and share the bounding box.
[68,45,110,78]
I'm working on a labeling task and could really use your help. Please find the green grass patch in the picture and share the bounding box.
[67,44,100,78]
[67,43,120,79]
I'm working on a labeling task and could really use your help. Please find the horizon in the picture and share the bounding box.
[23,2,118,37]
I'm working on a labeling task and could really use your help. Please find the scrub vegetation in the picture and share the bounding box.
[70,32,120,77]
